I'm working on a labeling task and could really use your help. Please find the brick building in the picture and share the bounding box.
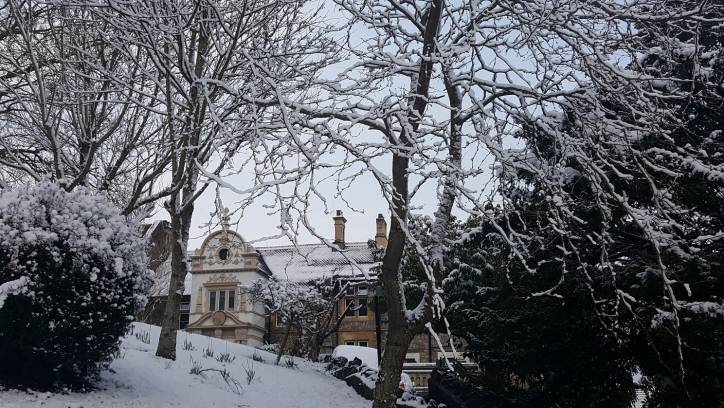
[141,211,464,384]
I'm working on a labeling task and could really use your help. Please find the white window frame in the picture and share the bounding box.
[405,353,420,363]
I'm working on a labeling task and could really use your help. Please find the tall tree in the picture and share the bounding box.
[227,1,718,406]
[454,1,724,405]
[0,0,171,214]
[446,211,638,407]
[93,0,330,360]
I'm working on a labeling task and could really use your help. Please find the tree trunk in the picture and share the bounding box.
[374,325,414,406]
[276,316,294,365]
[373,152,414,408]
[373,2,444,406]
[308,335,322,362]
[308,297,347,361]
[156,197,194,360]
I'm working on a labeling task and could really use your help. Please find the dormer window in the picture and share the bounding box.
[218,248,229,260]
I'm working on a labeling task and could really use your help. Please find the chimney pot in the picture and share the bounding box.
[333,210,346,248]
[375,214,388,248]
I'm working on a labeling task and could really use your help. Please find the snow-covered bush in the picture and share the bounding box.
[0,182,151,389]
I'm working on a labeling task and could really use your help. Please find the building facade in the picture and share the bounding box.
[142,211,463,379]
[184,214,269,346]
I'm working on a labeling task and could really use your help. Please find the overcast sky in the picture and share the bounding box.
[153,0,499,251]
[184,170,394,250]
[178,1,436,251]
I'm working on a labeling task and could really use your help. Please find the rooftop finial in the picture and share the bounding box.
[221,207,230,230]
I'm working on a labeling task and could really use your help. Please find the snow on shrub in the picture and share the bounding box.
[0,182,151,389]
[0,276,30,310]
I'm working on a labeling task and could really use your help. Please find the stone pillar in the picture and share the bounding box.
[196,287,203,313]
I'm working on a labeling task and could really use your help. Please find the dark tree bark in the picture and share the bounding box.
[372,1,445,406]
[276,315,295,365]
[306,285,350,362]
[156,191,194,360]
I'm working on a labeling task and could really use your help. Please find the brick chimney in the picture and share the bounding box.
[333,210,346,248]
[375,214,388,248]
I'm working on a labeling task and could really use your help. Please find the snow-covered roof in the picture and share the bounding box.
[257,242,378,283]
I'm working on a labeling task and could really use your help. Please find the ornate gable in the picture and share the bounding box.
[191,229,259,272]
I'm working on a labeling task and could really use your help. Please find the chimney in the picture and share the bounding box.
[375,214,388,248]
[333,210,346,248]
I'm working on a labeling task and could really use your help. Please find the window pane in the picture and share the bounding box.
[346,341,355,346]
[358,341,368,347]
[209,291,216,311]
[227,290,235,310]
[358,285,368,295]
[219,290,226,311]
[180,301,190,312]
[179,314,189,329]
[345,284,355,295]
[357,297,368,316]
[345,297,356,316]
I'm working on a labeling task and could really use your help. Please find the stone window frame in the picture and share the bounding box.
[405,353,420,363]
[206,287,238,312]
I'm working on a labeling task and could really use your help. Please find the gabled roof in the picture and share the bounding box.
[193,228,255,258]
[145,220,381,294]
[257,242,378,283]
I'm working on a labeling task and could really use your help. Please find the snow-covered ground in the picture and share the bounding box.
[0,323,370,408]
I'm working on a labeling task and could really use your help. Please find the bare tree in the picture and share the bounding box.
[250,278,351,364]
[215,0,718,406]
[4,0,716,404]
[92,0,332,360]
[302,280,354,363]
[0,0,171,214]
[1,0,332,361]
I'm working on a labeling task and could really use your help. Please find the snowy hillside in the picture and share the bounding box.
[0,323,369,408]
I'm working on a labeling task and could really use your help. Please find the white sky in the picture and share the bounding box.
[185,169,395,250]
[179,1,438,250]
[150,0,504,251]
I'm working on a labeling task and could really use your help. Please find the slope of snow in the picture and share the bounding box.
[0,323,369,408]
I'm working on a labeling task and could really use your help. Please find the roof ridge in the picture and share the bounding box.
[256,241,370,251]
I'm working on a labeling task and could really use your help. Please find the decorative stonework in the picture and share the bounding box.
[212,311,227,325]
[206,274,240,285]
[203,233,246,266]
[187,223,267,346]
